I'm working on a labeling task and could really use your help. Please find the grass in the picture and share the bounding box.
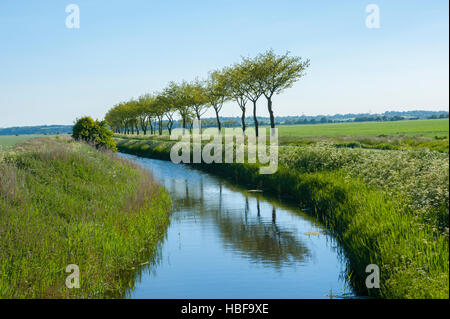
[0,134,46,150]
[115,119,449,152]
[114,136,449,299]
[0,137,171,298]
[276,119,449,138]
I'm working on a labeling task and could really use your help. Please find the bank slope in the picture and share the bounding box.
[0,137,171,298]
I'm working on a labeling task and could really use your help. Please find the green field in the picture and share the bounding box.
[115,119,449,138]
[0,135,44,149]
[276,119,449,138]
[115,119,449,152]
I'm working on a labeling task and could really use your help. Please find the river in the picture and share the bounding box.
[120,154,355,299]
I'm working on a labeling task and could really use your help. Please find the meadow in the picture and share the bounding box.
[276,119,449,138]
[0,137,171,298]
[0,135,46,150]
[115,119,449,152]
[114,119,449,298]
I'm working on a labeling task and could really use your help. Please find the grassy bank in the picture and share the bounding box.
[115,136,449,299]
[0,137,171,298]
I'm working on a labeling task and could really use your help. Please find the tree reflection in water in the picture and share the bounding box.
[164,176,312,269]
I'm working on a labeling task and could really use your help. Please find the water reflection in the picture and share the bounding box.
[163,176,311,268]
[121,155,355,299]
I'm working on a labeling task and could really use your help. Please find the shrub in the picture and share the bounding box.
[72,116,117,151]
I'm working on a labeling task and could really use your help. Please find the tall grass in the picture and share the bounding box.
[279,145,449,231]
[0,137,171,298]
[115,137,449,298]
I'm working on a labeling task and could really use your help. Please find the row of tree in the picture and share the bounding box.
[105,49,310,136]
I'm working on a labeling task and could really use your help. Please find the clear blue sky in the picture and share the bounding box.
[0,0,448,127]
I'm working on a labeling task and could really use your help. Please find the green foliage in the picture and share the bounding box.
[279,144,449,231]
[0,137,171,298]
[72,116,117,151]
[248,49,310,98]
[104,49,311,134]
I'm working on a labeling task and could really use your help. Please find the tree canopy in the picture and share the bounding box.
[104,49,310,135]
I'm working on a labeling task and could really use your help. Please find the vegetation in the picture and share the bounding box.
[0,137,171,298]
[114,135,449,299]
[277,119,449,138]
[275,119,449,152]
[112,119,449,153]
[1,111,446,138]
[0,135,47,150]
[104,49,309,136]
[72,116,117,152]
[100,44,448,299]
[0,125,72,136]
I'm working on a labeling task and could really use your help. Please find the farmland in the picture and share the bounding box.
[0,135,46,150]
[276,119,449,138]
[115,119,449,152]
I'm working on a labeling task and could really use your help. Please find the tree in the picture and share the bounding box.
[154,99,165,135]
[157,90,177,135]
[239,56,265,136]
[104,49,309,138]
[187,79,209,133]
[120,99,140,135]
[137,94,154,135]
[206,70,230,133]
[72,116,117,151]
[167,81,191,134]
[105,103,122,133]
[223,65,248,134]
[105,101,131,134]
[164,105,177,135]
[257,49,310,133]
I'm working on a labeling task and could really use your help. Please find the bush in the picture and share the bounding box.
[72,116,117,151]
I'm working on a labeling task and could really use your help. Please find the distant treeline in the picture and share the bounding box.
[1,110,447,135]
[174,110,449,129]
[0,125,73,136]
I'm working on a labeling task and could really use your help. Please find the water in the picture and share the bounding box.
[121,154,355,299]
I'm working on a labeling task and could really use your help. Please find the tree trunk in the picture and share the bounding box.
[253,100,259,137]
[197,114,202,134]
[241,108,246,134]
[182,117,186,135]
[267,97,275,135]
[215,108,221,134]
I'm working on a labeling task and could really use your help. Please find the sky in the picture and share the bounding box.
[0,0,448,127]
